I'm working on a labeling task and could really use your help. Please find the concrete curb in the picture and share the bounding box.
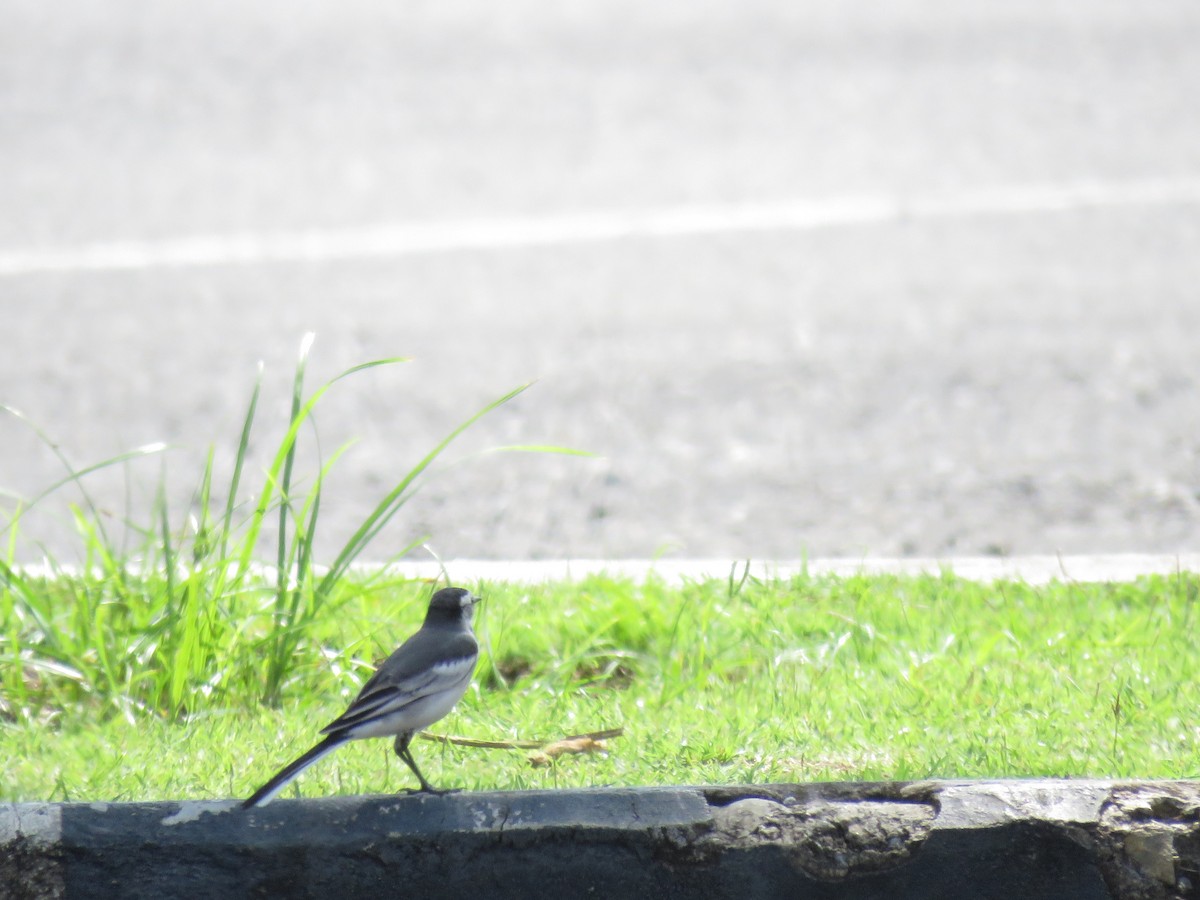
[4,781,1199,899]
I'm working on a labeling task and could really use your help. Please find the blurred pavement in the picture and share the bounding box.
[3,0,1200,562]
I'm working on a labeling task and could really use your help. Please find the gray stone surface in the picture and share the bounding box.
[4,781,1200,899]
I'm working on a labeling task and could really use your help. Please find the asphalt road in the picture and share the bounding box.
[3,0,1200,563]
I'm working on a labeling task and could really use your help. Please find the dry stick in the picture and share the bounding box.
[419,727,624,751]
[419,727,623,768]
[526,736,612,768]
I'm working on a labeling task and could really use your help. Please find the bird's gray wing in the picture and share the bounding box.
[320,630,478,735]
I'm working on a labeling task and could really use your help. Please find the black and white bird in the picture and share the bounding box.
[242,586,481,808]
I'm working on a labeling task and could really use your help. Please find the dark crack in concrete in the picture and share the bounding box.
[701,796,936,880]
[1096,783,1200,900]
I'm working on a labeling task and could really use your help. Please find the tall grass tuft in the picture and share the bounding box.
[0,333,579,721]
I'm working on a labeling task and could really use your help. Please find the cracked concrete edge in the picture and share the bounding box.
[1,803,65,899]
[4,780,1200,899]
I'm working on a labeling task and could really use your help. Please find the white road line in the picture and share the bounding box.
[14,554,1200,584]
[348,554,1200,586]
[3,178,1200,276]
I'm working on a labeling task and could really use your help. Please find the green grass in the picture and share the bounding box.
[0,334,581,723]
[3,337,1199,803]
[4,571,1200,802]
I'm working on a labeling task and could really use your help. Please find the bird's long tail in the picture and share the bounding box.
[242,733,348,809]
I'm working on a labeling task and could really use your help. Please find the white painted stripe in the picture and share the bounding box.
[2,178,1199,276]
[15,554,1200,585]
[356,554,1200,586]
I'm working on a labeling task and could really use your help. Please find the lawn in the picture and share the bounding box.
[4,339,1198,803]
[4,570,1199,803]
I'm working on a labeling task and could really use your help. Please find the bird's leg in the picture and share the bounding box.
[393,733,457,795]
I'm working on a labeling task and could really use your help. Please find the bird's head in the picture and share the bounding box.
[425,586,481,626]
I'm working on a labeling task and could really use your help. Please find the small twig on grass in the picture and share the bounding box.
[525,736,612,768]
[419,727,623,767]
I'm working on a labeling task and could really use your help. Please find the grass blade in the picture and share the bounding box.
[315,383,532,599]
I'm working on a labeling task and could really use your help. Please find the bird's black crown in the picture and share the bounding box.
[425,586,479,625]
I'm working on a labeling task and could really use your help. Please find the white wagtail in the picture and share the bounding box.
[242,586,481,809]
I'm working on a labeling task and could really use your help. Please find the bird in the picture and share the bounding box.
[242,586,482,809]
